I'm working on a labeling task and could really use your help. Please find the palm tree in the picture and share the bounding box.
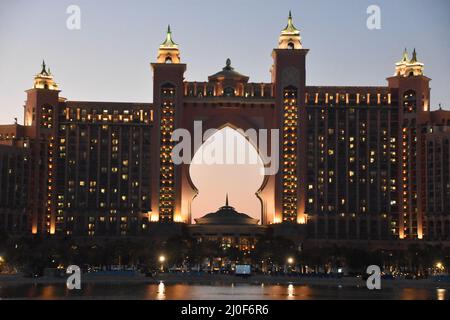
[164,236,192,268]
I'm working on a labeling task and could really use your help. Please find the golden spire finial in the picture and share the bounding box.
[410,48,418,63]
[401,48,409,63]
[41,60,46,73]
[278,11,302,49]
[34,60,58,90]
[161,24,177,48]
[282,10,299,34]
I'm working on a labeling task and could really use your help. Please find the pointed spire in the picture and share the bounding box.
[282,10,299,34]
[225,194,229,207]
[161,24,178,48]
[410,48,418,63]
[40,60,48,75]
[401,48,409,63]
[33,60,58,90]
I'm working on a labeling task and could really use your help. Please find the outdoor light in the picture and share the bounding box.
[287,257,294,265]
[159,255,166,272]
[0,256,4,264]
[436,262,444,270]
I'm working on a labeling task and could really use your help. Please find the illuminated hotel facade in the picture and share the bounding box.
[0,13,449,244]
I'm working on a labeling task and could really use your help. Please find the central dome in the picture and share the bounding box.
[195,195,259,225]
[208,58,249,83]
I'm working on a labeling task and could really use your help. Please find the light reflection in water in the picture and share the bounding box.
[41,285,56,299]
[287,284,295,299]
[157,281,165,300]
[437,288,446,301]
[1,282,448,300]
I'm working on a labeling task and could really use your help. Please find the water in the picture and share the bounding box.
[0,282,448,300]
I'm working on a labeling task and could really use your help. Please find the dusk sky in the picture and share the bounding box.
[1,0,449,219]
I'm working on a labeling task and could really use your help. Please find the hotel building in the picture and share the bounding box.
[0,13,449,244]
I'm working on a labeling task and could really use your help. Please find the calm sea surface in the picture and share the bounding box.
[0,282,448,300]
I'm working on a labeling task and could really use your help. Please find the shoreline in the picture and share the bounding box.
[1,273,449,290]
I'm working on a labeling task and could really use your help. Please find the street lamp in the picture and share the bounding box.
[285,257,295,275]
[159,255,166,272]
[436,262,444,271]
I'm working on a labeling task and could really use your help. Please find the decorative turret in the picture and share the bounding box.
[278,11,302,49]
[410,48,418,63]
[395,48,424,77]
[208,58,249,82]
[157,25,181,64]
[33,60,59,90]
[401,48,409,63]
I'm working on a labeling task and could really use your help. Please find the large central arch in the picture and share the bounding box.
[178,111,278,226]
[189,126,266,223]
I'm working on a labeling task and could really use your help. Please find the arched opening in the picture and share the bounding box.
[189,127,265,223]
[287,42,295,50]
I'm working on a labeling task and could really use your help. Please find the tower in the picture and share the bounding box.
[24,61,60,235]
[24,61,60,130]
[151,26,186,223]
[272,12,309,224]
[388,49,431,239]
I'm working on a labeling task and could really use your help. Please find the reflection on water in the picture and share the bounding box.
[156,282,165,300]
[437,288,446,301]
[0,283,449,300]
[288,284,295,299]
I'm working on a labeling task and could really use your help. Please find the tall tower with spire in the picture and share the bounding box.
[151,26,186,223]
[23,60,61,235]
[388,48,431,240]
[272,12,309,225]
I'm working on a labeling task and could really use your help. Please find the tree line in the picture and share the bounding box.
[0,232,449,277]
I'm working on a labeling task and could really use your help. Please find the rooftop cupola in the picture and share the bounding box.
[194,194,260,225]
[278,11,302,49]
[208,59,249,83]
[395,48,424,77]
[157,25,181,64]
[33,60,59,90]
